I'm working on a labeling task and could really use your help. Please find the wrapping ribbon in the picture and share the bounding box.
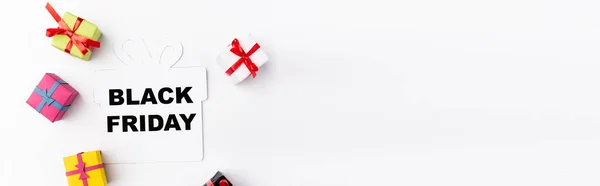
[34,80,69,112]
[65,152,105,186]
[225,38,261,78]
[206,180,230,186]
[45,3,100,55]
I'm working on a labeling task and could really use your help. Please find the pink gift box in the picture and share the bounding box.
[26,73,78,122]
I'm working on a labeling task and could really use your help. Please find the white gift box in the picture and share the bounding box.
[216,36,269,84]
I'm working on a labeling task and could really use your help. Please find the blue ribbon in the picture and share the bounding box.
[34,80,70,112]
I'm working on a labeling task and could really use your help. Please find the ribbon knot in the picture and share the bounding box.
[39,89,57,106]
[218,180,230,186]
[225,38,261,78]
[65,152,105,186]
[75,162,90,180]
[33,80,69,113]
[45,3,100,55]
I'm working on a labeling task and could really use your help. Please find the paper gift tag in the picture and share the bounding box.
[93,38,207,163]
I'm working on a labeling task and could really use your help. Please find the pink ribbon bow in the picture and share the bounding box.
[65,152,105,186]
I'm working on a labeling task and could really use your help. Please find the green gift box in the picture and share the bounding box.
[46,3,102,61]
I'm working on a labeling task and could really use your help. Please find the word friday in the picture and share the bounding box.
[107,114,196,132]
[106,87,197,132]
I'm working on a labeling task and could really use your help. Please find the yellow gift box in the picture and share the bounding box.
[46,3,102,61]
[63,150,108,186]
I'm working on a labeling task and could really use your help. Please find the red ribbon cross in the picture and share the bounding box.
[65,152,105,186]
[225,38,261,78]
[45,3,100,55]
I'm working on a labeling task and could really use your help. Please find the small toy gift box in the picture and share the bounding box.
[216,36,269,84]
[63,150,107,186]
[26,73,78,122]
[45,3,102,61]
[204,171,233,186]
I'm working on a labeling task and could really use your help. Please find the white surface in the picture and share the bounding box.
[93,38,207,163]
[1,0,600,186]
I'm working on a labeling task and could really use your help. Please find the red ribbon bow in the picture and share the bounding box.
[225,38,261,78]
[206,180,230,186]
[65,152,105,186]
[45,3,100,55]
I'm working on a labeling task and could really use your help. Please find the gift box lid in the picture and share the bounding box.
[63,150,104,172]
[216,36,269,84]
[61,12,101,41]
[63,150,107,186]
[37,73,78,106]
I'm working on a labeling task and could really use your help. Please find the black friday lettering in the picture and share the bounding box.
[106,87,196,132]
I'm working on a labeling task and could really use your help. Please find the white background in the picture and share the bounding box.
[1,0,600,185]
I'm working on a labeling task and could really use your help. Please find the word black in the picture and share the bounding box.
[109,87,193,106]
[107,113,196,132]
